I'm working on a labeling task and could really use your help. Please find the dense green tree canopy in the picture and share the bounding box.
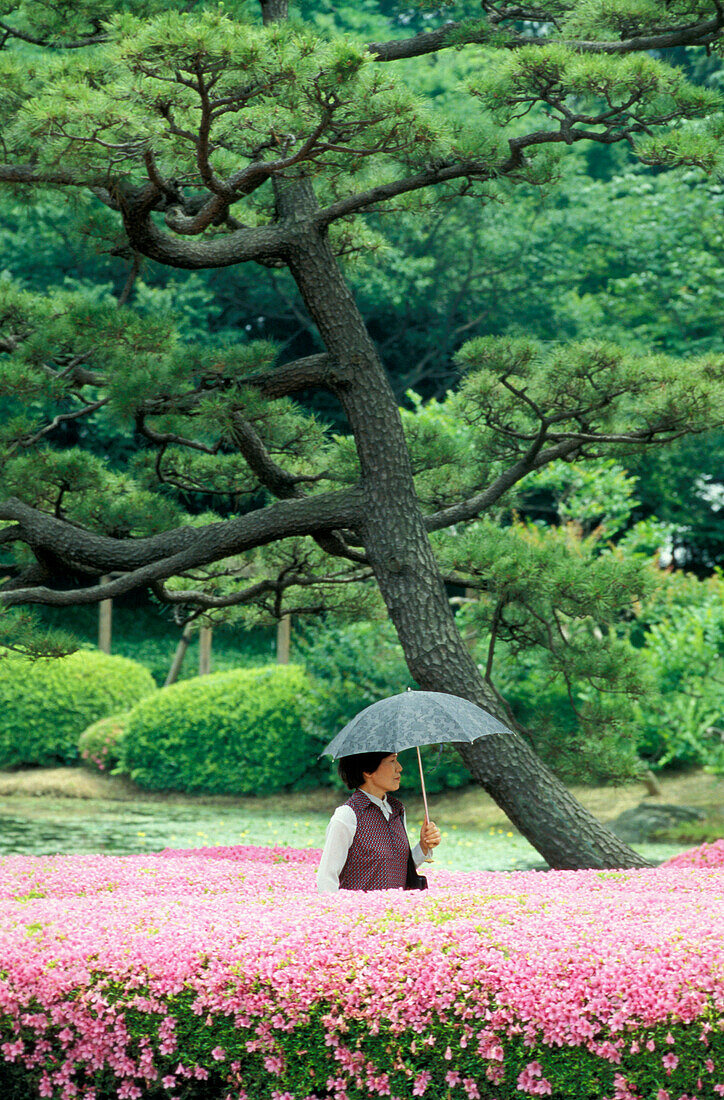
[2,0,724,868]
[3,22,723,565]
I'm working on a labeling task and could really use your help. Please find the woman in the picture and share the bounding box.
[316,751,442,893]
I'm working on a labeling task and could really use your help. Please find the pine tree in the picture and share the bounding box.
[2,0,724,867]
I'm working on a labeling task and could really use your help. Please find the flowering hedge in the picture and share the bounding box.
[661,839,724,869]
[0,847,722,1100]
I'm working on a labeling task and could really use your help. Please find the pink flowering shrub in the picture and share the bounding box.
[661,839,724,869]
[0,849,722,1100]
[158,843,320,864]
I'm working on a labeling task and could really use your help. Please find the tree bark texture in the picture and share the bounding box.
[260,0,288,26]
[0,489,364,604]
[282,183,649,870]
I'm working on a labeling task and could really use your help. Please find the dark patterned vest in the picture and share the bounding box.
[339,790,410,891]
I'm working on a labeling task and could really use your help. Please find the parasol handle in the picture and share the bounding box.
[416,745,434,863]
[416,745,430,824]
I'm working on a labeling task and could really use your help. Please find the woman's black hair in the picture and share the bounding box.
[337,751,390,791]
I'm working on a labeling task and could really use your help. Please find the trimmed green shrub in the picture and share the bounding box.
[0,650,156,768]
[118,664,318,794]
[78,712,130,774]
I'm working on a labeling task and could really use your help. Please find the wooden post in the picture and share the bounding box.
[642,769,662,797]
[463,587,478,649]
[98,577,112,654]
[277,614,291,664]
[199,625,213,676]
[165,625,193,687]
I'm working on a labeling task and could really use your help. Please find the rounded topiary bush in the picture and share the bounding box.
[118,663,318,794]
[78,712,130,774]
[0,650,156,769]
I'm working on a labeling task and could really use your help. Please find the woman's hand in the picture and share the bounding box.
[420,820,441,856]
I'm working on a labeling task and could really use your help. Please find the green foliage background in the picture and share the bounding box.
[32,600,277,686]
[298,619,473,793]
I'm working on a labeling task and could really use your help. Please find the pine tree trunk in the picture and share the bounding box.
[281,187,649,870]
[260,0,288,25]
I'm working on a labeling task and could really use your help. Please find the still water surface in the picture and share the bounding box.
[0,796,688,872]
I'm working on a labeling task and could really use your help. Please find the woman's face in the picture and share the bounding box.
[363,753,402,794]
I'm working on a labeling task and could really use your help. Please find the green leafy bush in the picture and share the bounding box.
[298,619,473,794]
[78,712,130,774]
[118,664,318,794]
[633,573,724,773]
[489,641,643,786]
[0,650,156,768]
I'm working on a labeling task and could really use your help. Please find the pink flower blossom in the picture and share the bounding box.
[662,1053,679,1073]
[518,1062,554,1096]
[612,1072,638,1100]
[412,1071,431,1095]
